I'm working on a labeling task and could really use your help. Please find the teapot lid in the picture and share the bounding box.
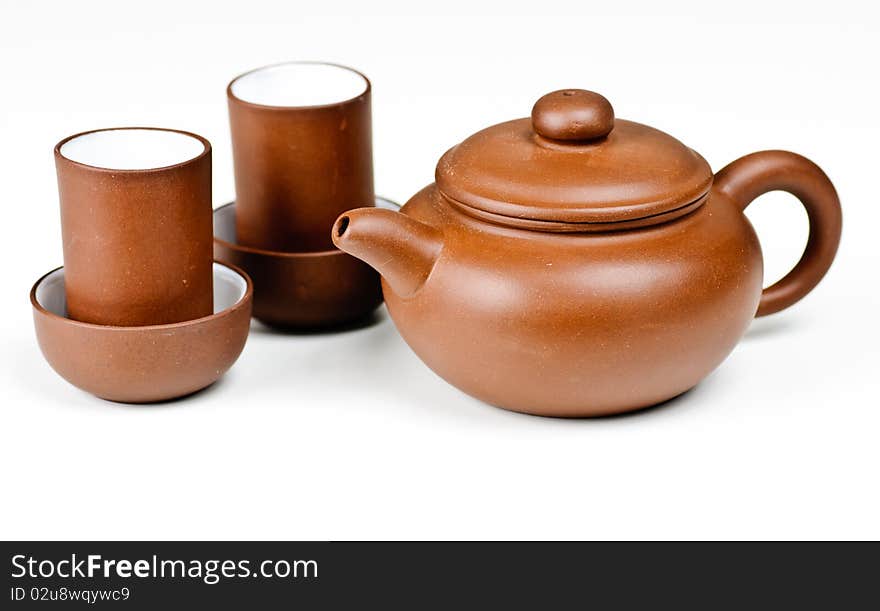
[436,89,713,230]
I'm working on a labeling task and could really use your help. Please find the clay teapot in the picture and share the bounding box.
[332,89,842,417]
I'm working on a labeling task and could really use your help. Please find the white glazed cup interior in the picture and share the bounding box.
[58,128,206,171]
[36,263,247,322]
[229,62,368,107]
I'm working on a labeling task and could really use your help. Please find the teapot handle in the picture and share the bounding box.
[715,150,842,317]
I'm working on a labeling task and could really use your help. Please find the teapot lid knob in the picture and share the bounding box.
[531,89,615,141]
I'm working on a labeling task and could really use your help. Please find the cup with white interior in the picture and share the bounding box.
[54,127,214,326]
[227,61,375,252]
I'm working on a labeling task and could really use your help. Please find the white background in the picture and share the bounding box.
[1,0,878,540]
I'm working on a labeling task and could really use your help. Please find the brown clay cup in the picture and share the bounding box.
[31,261,253,403]
[212,198,396,329]
[55,127,214,326]
[227,61,375,252]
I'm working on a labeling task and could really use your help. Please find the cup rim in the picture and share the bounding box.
[54,127,212,174]
[212,197,398,258]
[31,260,253,332]
[226,60,371,111]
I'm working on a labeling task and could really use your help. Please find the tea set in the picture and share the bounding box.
[30,61,842,416]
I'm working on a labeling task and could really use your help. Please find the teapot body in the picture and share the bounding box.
[332,90,841,417]
[383,185,763,417]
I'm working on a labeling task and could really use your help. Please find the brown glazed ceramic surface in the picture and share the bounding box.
[333,89,842,417]
[228,62,375,252]
[213,199,391,329]
[55,128,214,326]
[31,262,252,403]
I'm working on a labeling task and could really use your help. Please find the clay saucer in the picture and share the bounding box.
[212,197,397,329]
[31,261,253,403]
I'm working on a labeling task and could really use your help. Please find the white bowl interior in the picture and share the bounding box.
[230,62,367,107]
[35,263,247,321]
[59,129,206,171]
[213,197,399,247]
[214,204,237,243]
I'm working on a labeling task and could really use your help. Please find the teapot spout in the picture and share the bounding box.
[332,207,442,297]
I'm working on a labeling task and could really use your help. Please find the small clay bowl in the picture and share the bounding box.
[212,197,397,329]
[31,262,253,403]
